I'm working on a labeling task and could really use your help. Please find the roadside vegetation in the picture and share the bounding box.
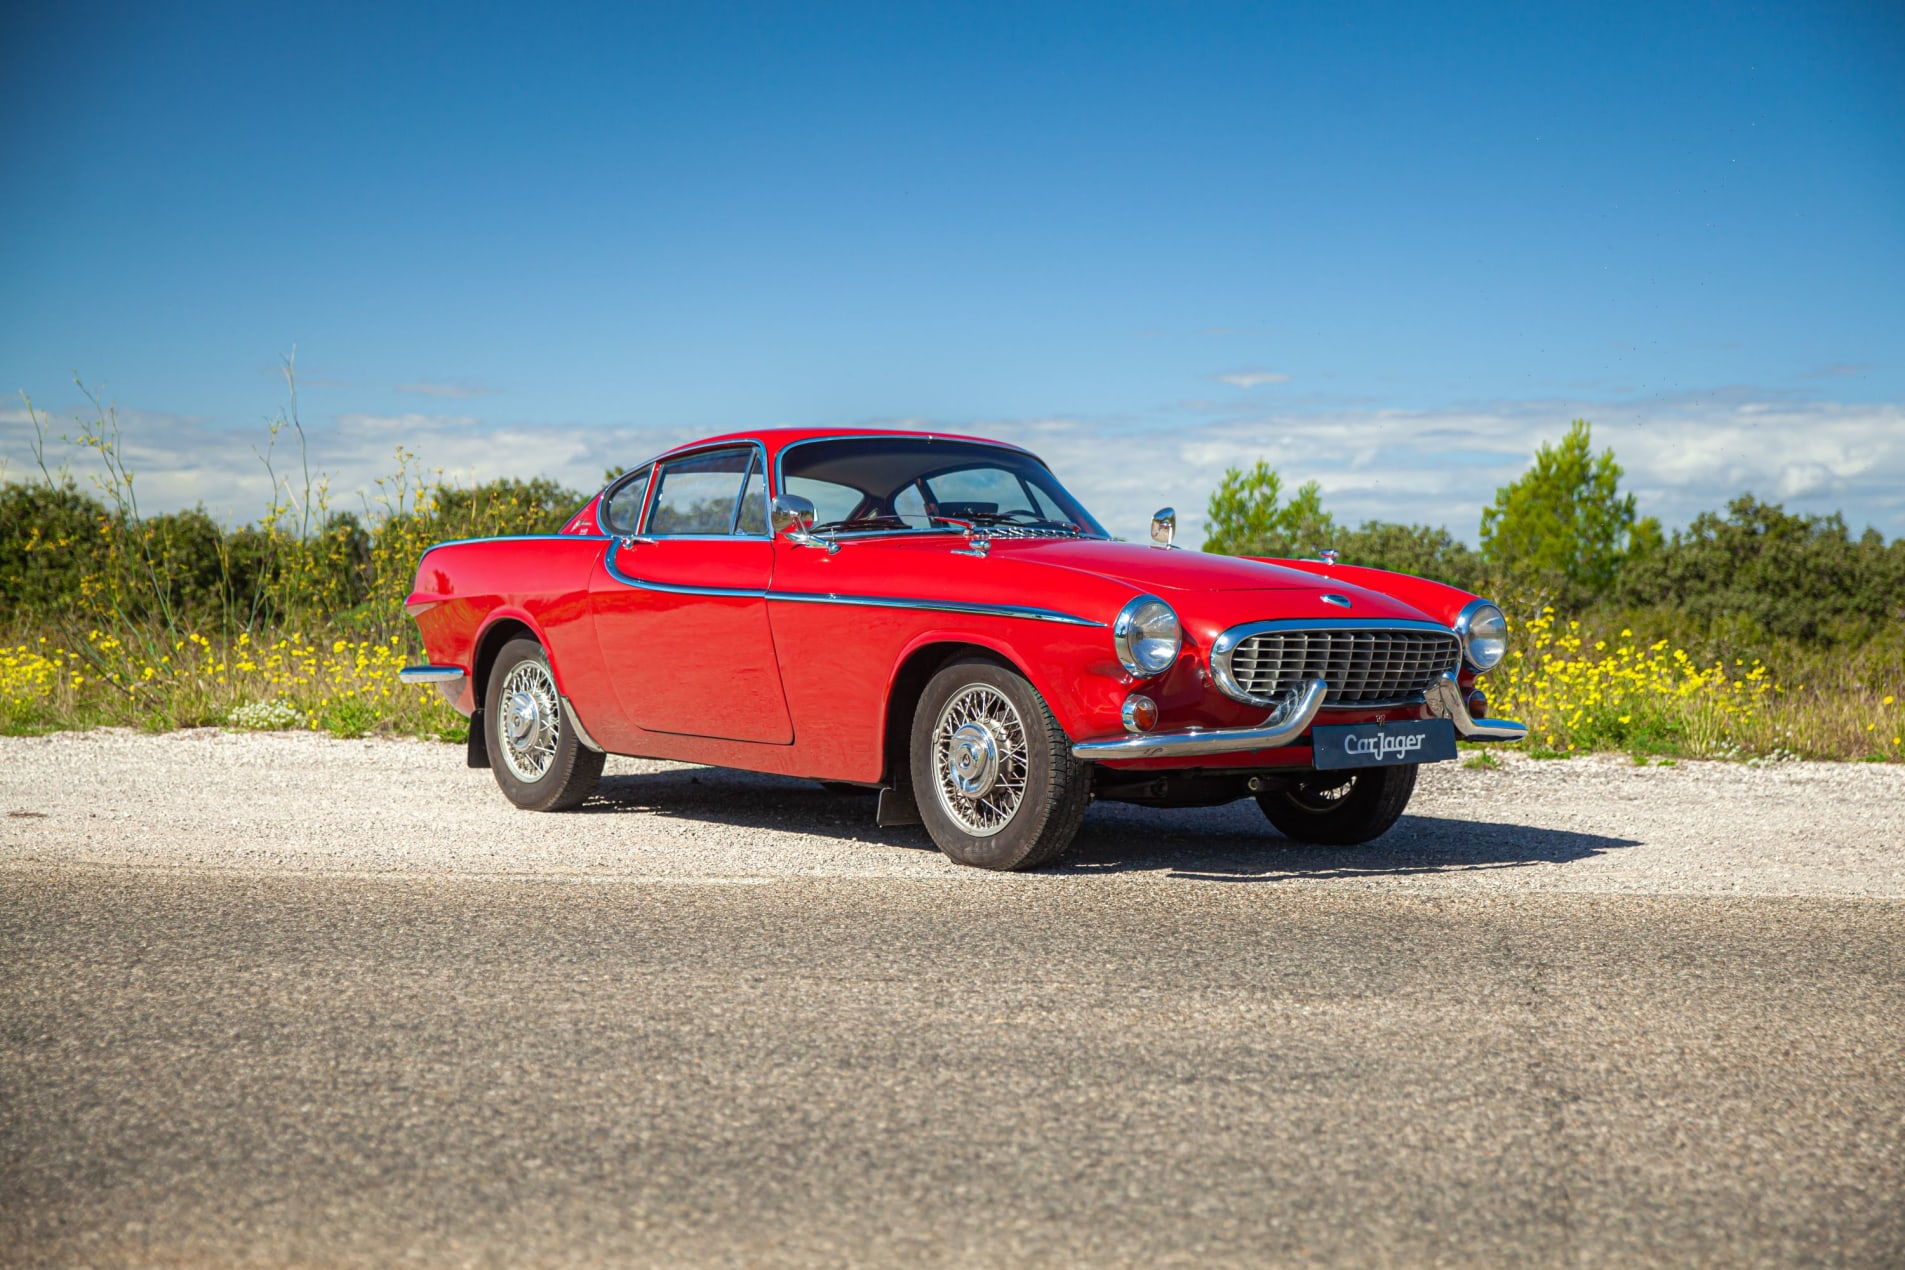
[2,376,1900,761]
[1204,420,1905,761]
[1,370,577,741]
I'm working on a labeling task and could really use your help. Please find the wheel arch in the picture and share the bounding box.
[879,638,1038,787]
[470,613,549,709]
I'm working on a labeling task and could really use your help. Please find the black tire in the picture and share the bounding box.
[1257,764,1418,846]
[909,658,1090,871]
[485,637,605,812]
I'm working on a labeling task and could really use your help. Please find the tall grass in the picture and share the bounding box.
[2,364,579,739]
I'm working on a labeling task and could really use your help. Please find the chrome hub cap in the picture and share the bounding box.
[497,660,561,783]
[506,691,541,745]
[948,722,1000,797]
[932,684,1028,837]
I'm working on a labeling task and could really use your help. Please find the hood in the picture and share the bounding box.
[774,532,1449,630]
[1006,538,1324,593]
[997,537,1445,626]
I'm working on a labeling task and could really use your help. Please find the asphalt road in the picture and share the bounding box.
[3,733,1903,1266]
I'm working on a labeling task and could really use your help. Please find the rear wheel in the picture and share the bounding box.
[1256,765,1417,845]
[910,658,1090,871]
[486,637,604,812]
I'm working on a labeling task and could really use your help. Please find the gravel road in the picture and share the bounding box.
[3,731,1903,1266]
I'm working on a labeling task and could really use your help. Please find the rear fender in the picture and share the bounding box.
[469,608,566,708]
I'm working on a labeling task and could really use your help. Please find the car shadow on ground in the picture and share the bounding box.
[580,768,1640,881]
[1064,801,1640,882]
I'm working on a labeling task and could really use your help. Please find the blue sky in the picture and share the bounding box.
[3,1,1901,541]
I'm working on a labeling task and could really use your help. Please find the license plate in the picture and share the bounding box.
[1311,719,1457,770]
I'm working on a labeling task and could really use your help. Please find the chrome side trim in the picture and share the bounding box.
[601,539,766,596]
[1072,679,1329,760]
[601,542,1103,625]
[561,696,605,753]
[399,664,466,685]
[767,591,1103,627]
[1424,670,1528,742]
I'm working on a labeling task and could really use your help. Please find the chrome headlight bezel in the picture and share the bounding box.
[1454,599,1509,673]
[1113,594,1181,677]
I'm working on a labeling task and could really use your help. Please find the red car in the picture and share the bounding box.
[401,428,1524,870]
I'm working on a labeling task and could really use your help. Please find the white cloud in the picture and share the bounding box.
[395,382,497,398]
[3,394,1900,548]
[0,405,692,521]
[969,397,1905,546]
[1213,371,1290,388]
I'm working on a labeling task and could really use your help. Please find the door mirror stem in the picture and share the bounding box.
[771,494,839,554]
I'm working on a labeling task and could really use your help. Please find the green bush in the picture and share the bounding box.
[1330,521,1485,591]
[1618,495,1905,643]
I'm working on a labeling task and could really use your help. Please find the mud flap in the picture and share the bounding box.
[466,708,491,769]
[876,782,922,827]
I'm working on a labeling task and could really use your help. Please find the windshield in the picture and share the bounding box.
[778,437,1108,539]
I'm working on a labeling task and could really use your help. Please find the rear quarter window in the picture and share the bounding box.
[600,468,651,534]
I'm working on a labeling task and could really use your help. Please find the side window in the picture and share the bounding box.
[601,467,651,535]
[647,447,754,535]
[735,452,769,536]
[786,475,863,526]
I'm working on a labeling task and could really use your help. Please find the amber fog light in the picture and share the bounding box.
[1466,689,1488,718]
[1122,694,1160,732]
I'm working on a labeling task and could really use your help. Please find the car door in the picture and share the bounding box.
[589,443,794,743]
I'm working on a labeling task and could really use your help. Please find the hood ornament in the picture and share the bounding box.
[1322,593,1352,609]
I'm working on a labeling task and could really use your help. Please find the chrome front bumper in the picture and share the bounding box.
[1422,670,1528,742]
[1071,670,1526,762]
[1072,679,1329,760]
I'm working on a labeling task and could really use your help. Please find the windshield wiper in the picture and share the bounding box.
[811,515,905,534]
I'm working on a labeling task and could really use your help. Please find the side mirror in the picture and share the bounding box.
[771,494,838,553]
[771,493,816,538]
[1149,507,1177,549]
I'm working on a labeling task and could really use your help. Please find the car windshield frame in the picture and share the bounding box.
[772,436,1110,541]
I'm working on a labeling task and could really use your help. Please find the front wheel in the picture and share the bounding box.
[486,637,605,812]
[910,658,1091,871]
[1257,764,1417,845]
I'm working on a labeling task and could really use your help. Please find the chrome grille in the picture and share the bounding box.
[1216,625,1461,707]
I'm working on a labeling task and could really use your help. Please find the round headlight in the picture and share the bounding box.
[1457,600,1509,672]
[1114,595,1181,677]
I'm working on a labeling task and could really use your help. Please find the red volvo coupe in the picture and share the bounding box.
[401,429,1524,870]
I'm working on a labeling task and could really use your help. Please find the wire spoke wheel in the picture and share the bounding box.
[497,659,562,784]
[1284,772,1358,813]
[1257,763,1418,846]
[931,683,1029,837]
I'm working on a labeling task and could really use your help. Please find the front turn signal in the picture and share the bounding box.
[1122,694,1160,733]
